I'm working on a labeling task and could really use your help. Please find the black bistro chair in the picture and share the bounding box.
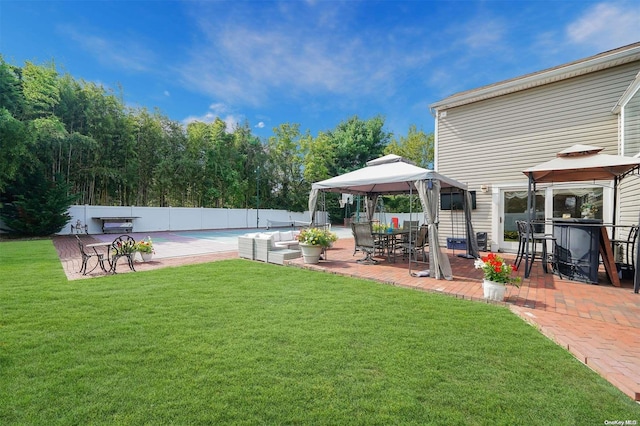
[514,220,556,274]
[76,235,107,275]
[110,235,137,273]
[611,225,639,277]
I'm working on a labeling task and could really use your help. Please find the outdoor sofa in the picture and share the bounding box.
[238,230,301,265]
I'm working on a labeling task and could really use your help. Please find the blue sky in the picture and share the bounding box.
[2,1,640,139]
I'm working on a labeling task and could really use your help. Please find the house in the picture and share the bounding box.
[430,42,640,253]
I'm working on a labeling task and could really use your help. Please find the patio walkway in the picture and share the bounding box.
[52,231,640,401]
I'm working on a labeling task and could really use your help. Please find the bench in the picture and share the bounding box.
[93,217,140,234]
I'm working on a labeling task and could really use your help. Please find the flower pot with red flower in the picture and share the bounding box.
[474,253,521,301]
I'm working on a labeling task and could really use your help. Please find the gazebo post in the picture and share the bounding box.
[635,211,640,293]
[612,175,619,239]
[524,175,535,278]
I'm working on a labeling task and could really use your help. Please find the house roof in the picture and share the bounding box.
[311,154,467,195]
[430,42,640,112]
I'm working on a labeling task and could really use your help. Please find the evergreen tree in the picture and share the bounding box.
[0,173,77,236]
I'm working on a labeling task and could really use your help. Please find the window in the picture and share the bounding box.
[552,188,603,220]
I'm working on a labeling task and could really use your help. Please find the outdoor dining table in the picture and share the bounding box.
[85,241,112,268]
[85,237,137,274]
[373,229,409,263]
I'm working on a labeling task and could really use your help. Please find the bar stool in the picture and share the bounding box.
[611,225,638,278]
[515,220,556,275]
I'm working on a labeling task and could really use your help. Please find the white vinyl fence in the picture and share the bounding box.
[0,205,424,235]
[59,206,327,235]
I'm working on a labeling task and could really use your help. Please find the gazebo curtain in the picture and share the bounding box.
[365,195,379,222]
[416,179,453,280]
[464,191,480,259]
[308,189,319,225]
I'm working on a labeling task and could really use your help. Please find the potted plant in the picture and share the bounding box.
[372,222,394,233]
[581,202,597,219]
[297,227,338,263]
[135,237,155,262]
[474,253,521,301]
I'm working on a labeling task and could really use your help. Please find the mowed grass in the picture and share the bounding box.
[1,240,639,425]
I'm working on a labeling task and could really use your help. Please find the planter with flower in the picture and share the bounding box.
[581,202,598,219]
[296,227,338,264]
[372,222,391,233]
[135,237,155,262]
[474,253,521,301]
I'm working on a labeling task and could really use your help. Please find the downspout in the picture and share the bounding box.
[430,107,440,171]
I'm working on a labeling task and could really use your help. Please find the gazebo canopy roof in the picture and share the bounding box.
[523,144,640,183]
[312,154,467,195]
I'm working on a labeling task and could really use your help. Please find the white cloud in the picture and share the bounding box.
[208,103,229,116]
[164,90,170,97]
[461,18,507,50]
[177,3,432,106]
[255,122,265,129]
[59,25,155,72]
[182,103,242,132]
[566,2,640,50]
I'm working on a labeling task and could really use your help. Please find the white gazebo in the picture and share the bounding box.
[308,154,477,280]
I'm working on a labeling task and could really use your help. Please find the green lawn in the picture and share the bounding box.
[1,239,639,425]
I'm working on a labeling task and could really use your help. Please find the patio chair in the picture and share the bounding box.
[400,224,428,262]
[76,235,107,275]
[110,235,137,273]
[514,220,555,274]
[402,220,419,231]
[351,222,379,264]
[611,225,638,276]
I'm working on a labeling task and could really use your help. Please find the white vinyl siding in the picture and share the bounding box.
[618,178,640,227]
[623,89,640,157]
[435,62,640,246]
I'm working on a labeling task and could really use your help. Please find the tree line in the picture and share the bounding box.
[0,57,433,234]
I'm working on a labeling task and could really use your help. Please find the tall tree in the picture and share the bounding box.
[328,115,389,175]
[22,61,60,118]
[29,116,68,180]
[0,108,29,193]
[0,57,25,118]
[153,115,187,207]
[132,108,165,206]
[231,121,265,209]
[203,118,239,208]
[267,123,307,211]
[301,130,335,184]
[384,125,434,169]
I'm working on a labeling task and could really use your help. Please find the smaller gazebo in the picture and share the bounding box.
[522,144,640,290]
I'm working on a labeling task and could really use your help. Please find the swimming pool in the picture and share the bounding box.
[91,226,353,259]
